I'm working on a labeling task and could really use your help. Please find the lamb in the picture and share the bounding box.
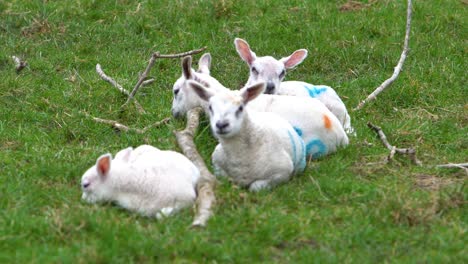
[171,55,349,158]
[171,53,227,118]
[234,37,354,134]
[80,145,200,218]
[188,80,306,191]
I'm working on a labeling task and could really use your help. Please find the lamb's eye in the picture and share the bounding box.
[251,67,259,75]
[174,89,180,96]
[208,105,213,113]
[82,182,90,189]
[235,105,244,117]
[279,70,286,79]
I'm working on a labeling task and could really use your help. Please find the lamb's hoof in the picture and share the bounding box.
[249,180,271,192]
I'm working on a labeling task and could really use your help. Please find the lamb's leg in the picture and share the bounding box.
[249,169,293,192]
[156,207,175,219]
[212,144,229,178]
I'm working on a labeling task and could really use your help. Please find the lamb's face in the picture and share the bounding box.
[248,56,285,95]
[80,166,108,203]
[208,92,245,138]
[171,76,193,118]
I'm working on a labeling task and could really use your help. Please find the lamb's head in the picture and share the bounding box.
[188,80,266,138]
[81,153,115,203]
[234,38,308,94]
[171,54,213,118]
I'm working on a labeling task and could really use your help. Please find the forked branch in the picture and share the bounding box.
[123,47,207,108]
[354,0,412,110]
[367,122,422,165]
[174,107,216,227]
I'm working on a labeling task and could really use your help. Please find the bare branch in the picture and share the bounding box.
[12,55,27,73]
[367,122,422,165]
[95,64,146,113]
[123,47,207,108]
[174,107,216,227]
[354,0,412,111]
[88,113,170,134]
[436,163,468,175]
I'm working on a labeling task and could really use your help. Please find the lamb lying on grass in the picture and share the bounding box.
[188,80,306,191]
[234,37,354,134]
[80,145,200,219]
[171,55,348,159]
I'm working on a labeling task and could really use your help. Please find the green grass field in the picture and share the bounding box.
[1,0,466,262]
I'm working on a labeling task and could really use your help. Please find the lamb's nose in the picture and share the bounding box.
[216,121,229,130]
[265,83,275,94]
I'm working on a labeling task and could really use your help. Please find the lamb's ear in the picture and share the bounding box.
[280,49,308,69]
[187,80,214,101]
[234,38,257,66]
[197,53,211,74]
[96,153,112,178]
[242,82,266,104]
[182,56,193,79]
[114,147,133,162]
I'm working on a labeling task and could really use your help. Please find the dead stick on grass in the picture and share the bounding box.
[436,163,468,175]
[367,122,422,165]
[174,107,216,227]
[123,46,207,108]
[12,55,27,73]
[96,64,146,113]
[89,114,170,134]
[354,0,412,111]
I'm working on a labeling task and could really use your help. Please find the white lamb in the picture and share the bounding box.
[171,53,227,118]
[234,37,354,134]
[80,145,200,219]
[188,80,306,191]
[171,55,348,159]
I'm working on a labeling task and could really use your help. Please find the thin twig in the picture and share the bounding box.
[123,46,207,108]
[354,0,412,111]
[95,64,145,113]
[436,163,468,169]
[308,176,329,201]
[88,113,170,134]
[436,163,468,175]
[11,55,27,73]
[174,107,216,227]
[367,122,422,165]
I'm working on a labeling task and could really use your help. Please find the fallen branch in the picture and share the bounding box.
[354,0,412,111]
[174,107,216,227]
[12,55,27,73]
[88,113,170,134]
[436,163,468,175]
[95,64,145,113]
[123,46,207,108]
[367,122,422,165]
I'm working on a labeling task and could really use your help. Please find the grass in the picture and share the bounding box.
[1,0,466,262]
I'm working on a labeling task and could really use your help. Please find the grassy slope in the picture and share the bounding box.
[0,0,466,262]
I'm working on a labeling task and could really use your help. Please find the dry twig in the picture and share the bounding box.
[354,0,412,110]
[123,46,207,108]
[88,113,170,134]
[436,163,468,175]
[174,107,216,227]
[95,64,146,113]
[11,55,27,73]
[367,122,422,165]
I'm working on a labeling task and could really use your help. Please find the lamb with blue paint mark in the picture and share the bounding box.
[80,145,200,218]
[234,38,354,134]
[171,55,349,158]
[188,80,305,191]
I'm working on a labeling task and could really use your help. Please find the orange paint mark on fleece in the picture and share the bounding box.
[323,114,332,130]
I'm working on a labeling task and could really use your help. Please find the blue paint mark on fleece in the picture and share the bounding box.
[306,139,327,159]
[287,129,306,173]
[293,126,303,137]
[304,84,327,98]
